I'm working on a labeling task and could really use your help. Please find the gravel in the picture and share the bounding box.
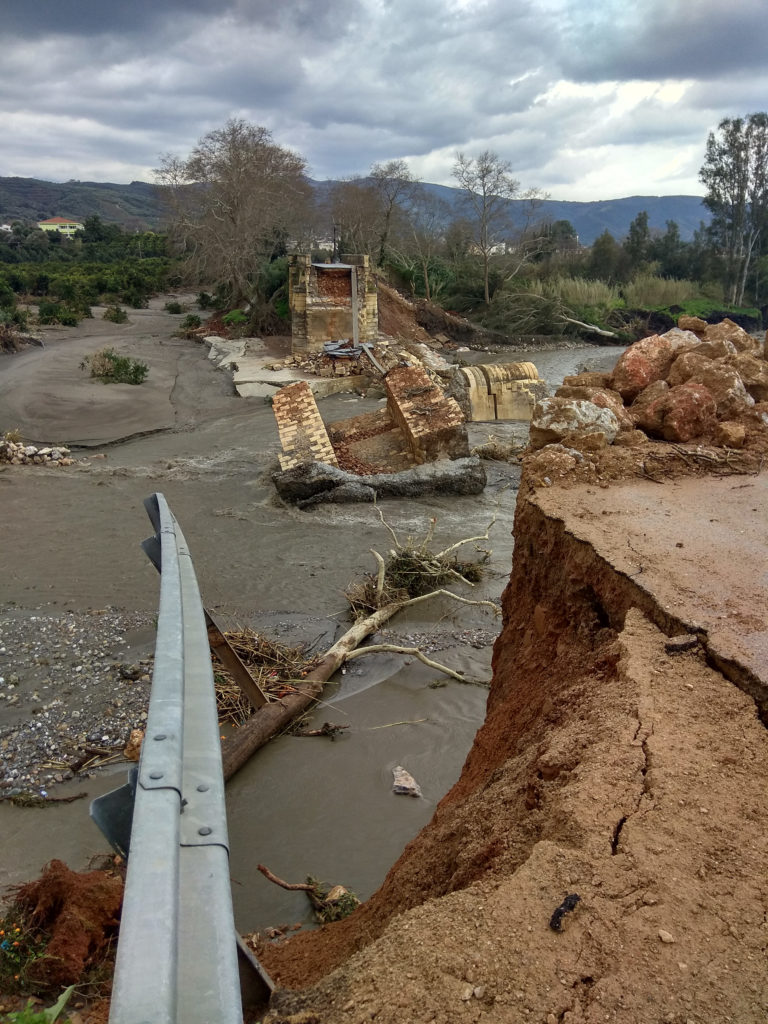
[0,607,155,792]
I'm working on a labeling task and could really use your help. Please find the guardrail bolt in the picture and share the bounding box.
[198,826,213,836]
[149,771,164,780]
[197,783,209,792]
[153,734,167,741]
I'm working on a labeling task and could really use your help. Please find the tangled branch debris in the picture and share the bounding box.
[344,508,497,617]
[214,630,322,725]
[257,864,360,924]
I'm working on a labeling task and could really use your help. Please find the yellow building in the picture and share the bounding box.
[37,217,84,237]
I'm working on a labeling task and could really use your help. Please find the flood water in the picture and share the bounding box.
[0,336,626,934]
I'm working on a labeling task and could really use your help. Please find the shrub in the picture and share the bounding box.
[536,275,620,309]
[222,308,247,326]
[37,301,79,326]
[622,274,700,308]
[197,291,214,309]
[121,288,148,309]
[164,301,185,314]
[180,313,201,330]
[102,305,128,324]
[81,348,149,385]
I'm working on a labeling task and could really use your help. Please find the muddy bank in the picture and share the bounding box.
[255,471,768,1023]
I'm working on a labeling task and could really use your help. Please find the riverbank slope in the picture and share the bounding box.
[257,464,768,1023]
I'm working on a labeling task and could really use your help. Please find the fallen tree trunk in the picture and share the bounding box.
[221,603,403,780]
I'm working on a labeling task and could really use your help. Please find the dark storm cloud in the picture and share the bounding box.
[2,0,768,197]
[560,0,768,83]
[2,0,356,40]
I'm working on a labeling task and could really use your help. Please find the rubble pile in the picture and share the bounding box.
[0,439,74,466]
[530,317,768,455]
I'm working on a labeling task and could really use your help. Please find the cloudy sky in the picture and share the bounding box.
[2,0,766,200]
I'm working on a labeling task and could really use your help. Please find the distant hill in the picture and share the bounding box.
[0,175,709,245]
[414,183,710,246]
[0,178,167,230]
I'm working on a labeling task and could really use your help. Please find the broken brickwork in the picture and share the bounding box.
[272,381,338,470]
[385,365,469,464]
[289,253,378,355]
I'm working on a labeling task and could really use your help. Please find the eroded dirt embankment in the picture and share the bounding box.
[256,475,768,1023]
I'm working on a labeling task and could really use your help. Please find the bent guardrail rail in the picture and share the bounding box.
[91,493,243,1024]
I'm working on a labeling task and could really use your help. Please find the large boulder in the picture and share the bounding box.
[629,380,670,434]
[729,352,768,402]
[610,332,693,401]
[687,362,754,418]
[529,397,620,449]
[696,337,738,359]
[702,318,758,354]
[666,350,714,387]
[656,382,718,442]
[555,385,634,430]
[677,315,708,337]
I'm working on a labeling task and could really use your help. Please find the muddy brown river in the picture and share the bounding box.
[0,301,625,932]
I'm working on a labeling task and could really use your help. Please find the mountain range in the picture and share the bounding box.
[0,175,710,247]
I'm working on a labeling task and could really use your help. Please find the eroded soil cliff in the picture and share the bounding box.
[256,470,768,1023]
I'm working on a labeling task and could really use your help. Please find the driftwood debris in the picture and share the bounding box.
[295,722,350,739]
[257,864,360,923]
[221,511,499,781]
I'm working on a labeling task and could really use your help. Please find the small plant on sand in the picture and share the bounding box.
[164,300,185,314]
[0,916,49,994]
[81,348,149,385]
[175,313,203,338]
[3,985,73,1023]
[102,305,128,324]
[3,427,22,443]
[196,291,214,309]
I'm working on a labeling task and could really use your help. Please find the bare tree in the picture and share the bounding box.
[328,177,382,257]
[155,119,312,307]
[369,159,418,265]
[392,188,451,300]
[700,113,768,305]
[452,150,521,304]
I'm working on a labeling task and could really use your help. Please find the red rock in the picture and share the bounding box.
[666,350,713,387]
[688,362,754,418]
[610,333,687,401]
[658,382,717,442]
[630,380,669,434]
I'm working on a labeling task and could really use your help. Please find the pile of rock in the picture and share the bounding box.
[0,439,74,466]
[531,318,768,451]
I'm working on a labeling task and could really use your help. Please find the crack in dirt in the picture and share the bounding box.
[613,717,654,855]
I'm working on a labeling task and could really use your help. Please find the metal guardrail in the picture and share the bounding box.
[91,493,243,1024]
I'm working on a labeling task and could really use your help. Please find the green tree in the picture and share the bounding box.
[623,210,651,271]
[588,230,628,283]
[155,119,312,309]
[699,112,768,305]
